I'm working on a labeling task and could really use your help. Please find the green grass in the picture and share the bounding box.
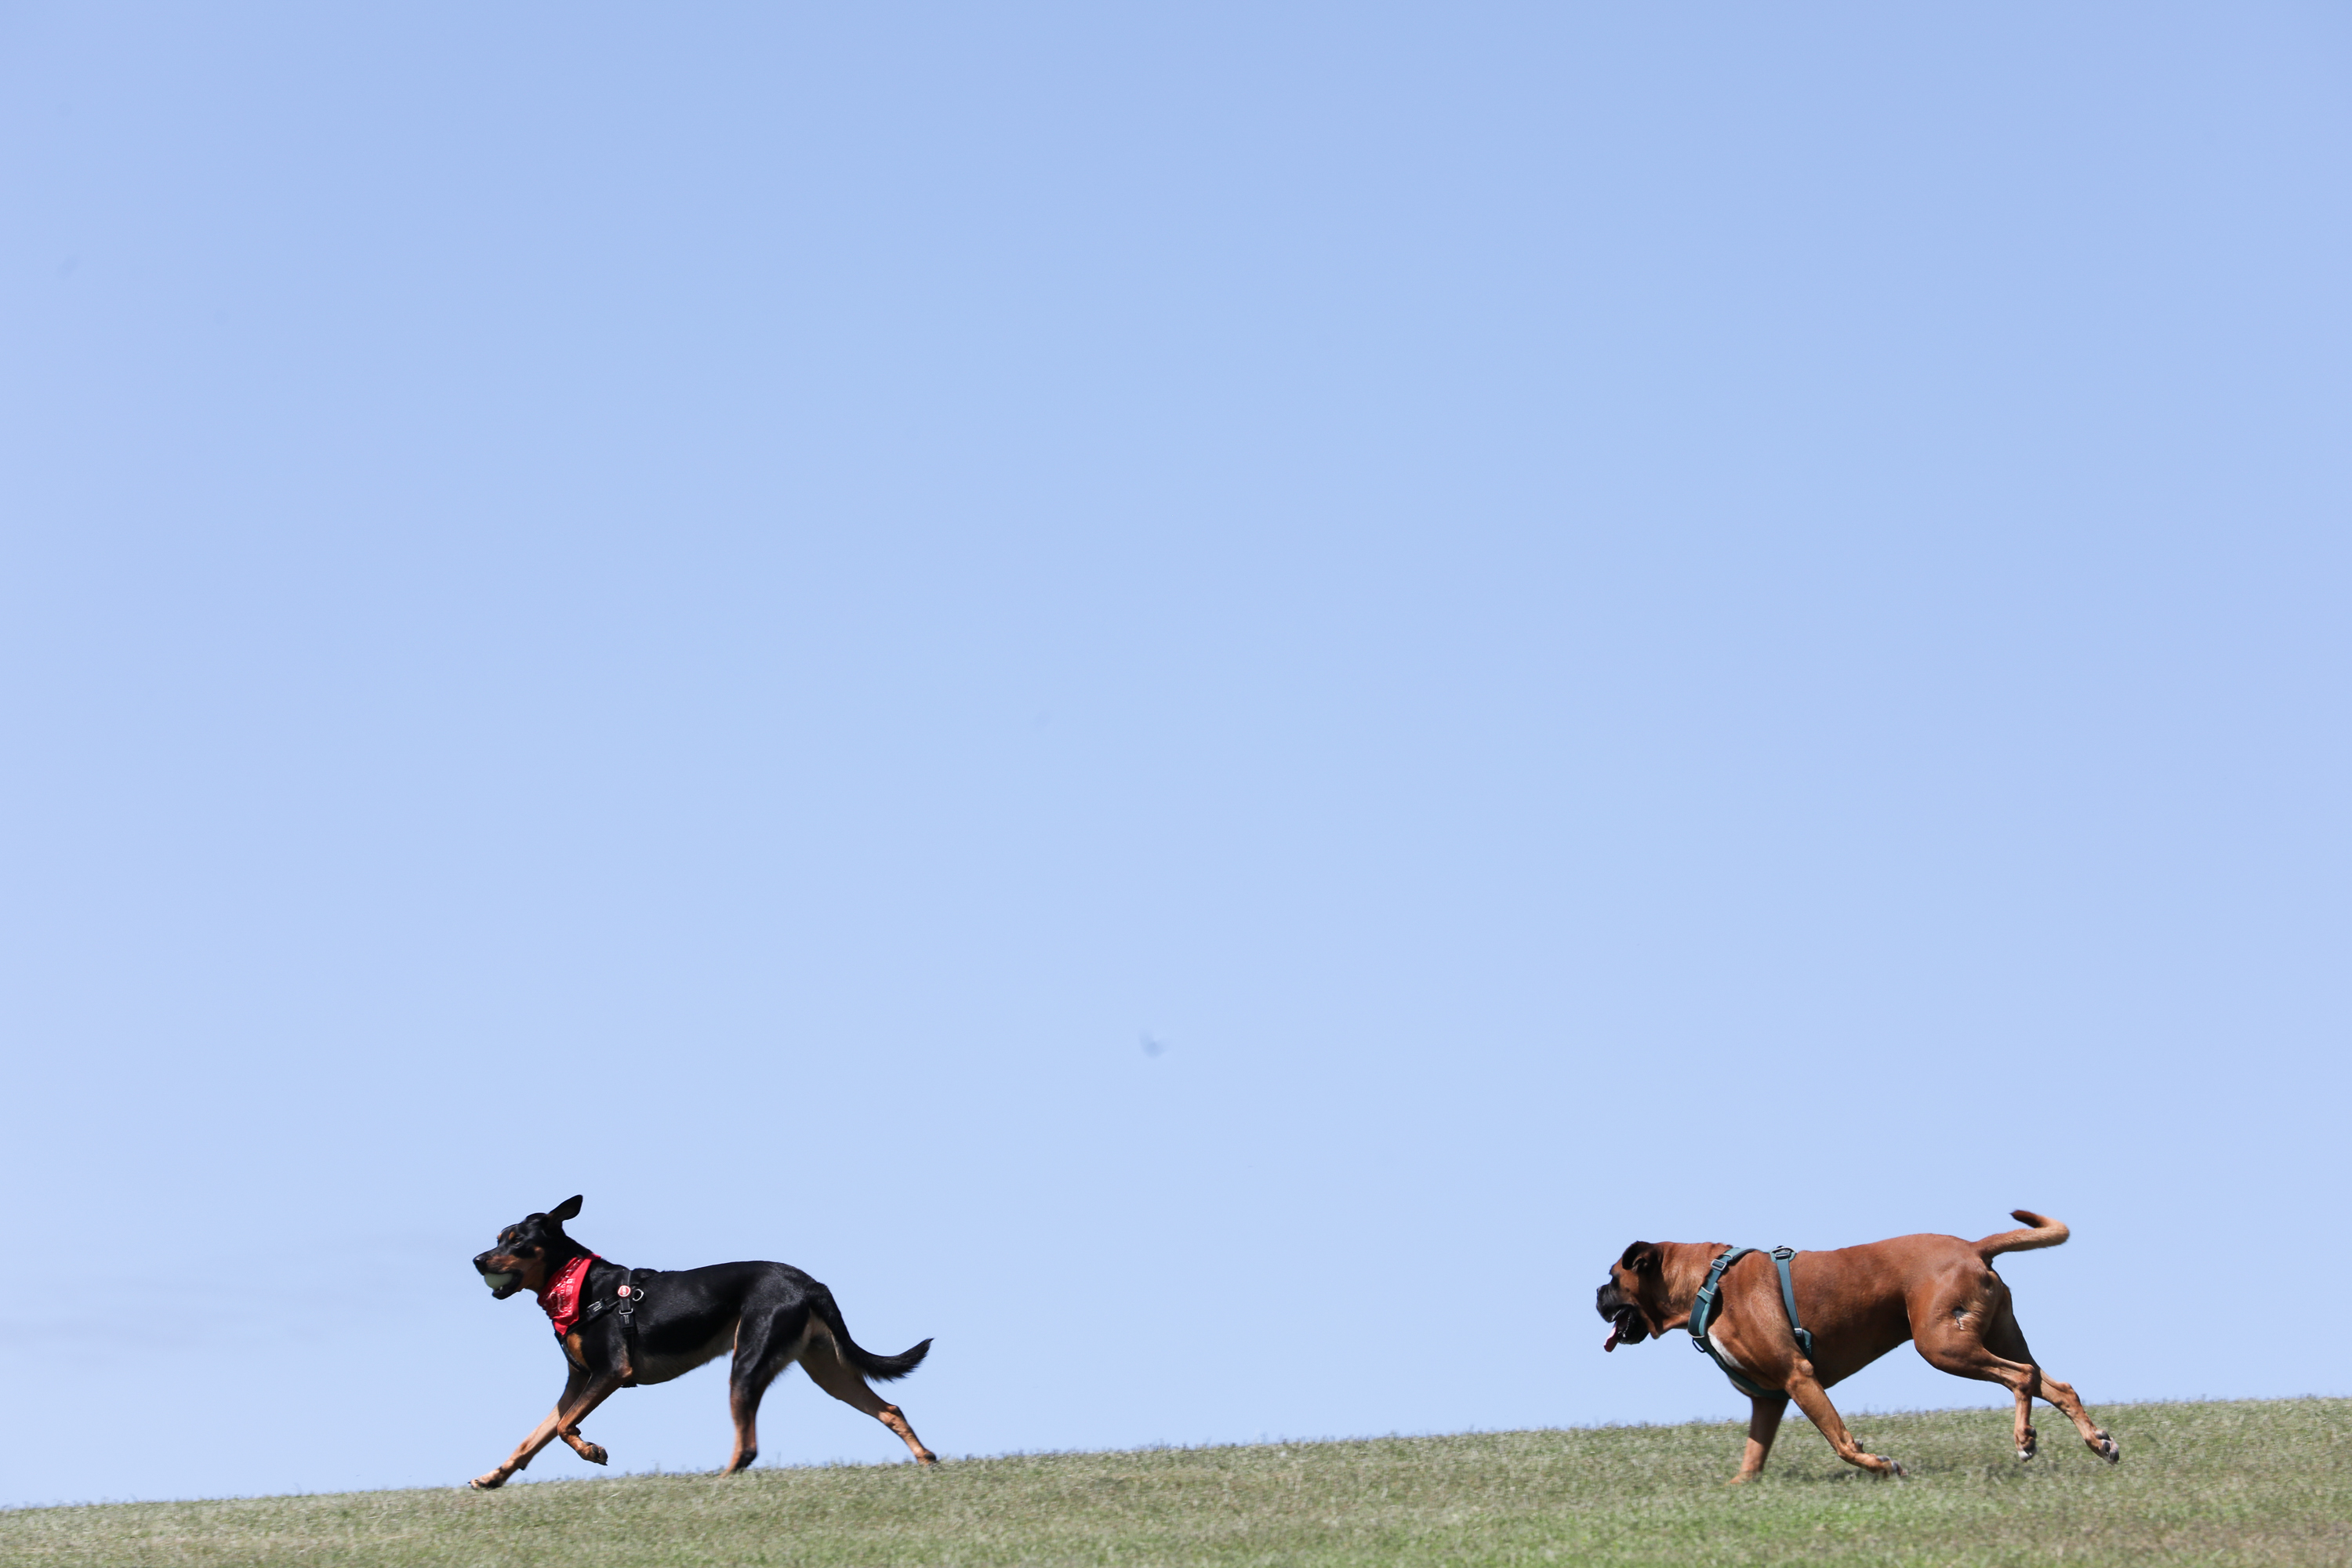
[4,1399,2345,1566]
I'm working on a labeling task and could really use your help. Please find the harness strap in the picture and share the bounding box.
[1688,1247,1769,1398]
[1770,1247,1814,1360]
[1689,1245,1813,1399]
[615,1268,649,1383]
[573,1268,657,1384]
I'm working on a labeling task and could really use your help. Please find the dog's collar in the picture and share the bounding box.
[1688,1245,1813,1399]
[536,1253,602,1338]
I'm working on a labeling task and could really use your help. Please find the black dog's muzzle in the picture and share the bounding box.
[474,1250,524,1298]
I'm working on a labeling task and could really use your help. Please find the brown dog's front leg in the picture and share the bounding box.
[1787,1377,1904,1478]
[1733,1394,1789,1482]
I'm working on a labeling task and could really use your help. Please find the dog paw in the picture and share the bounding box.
[2019,1426,2038,1461]
[579,1443,608,1467]
[2092,1430,2120,1465]
[1875,1456,1906,1478]
[469,1473,507,1491]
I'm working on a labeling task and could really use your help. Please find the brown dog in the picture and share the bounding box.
[1595,1210,2118,1480]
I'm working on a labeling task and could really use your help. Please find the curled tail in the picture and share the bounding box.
[1975,1209,2070,1260]
[815,1289,932,1382]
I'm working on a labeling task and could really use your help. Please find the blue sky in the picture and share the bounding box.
[2,2,2347,1508]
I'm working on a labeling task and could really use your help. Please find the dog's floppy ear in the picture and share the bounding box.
[548,1195,583,1224]
[1619,1241,1659,1272]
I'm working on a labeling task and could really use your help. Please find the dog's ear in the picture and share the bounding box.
[1619,1242,1659,1273]
[548,1195,583,1224]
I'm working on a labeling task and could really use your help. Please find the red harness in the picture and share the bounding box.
[535,1254,601,1338]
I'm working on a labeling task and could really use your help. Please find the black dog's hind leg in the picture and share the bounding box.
[799,1320,938,1464]
[721,1302,811,1474]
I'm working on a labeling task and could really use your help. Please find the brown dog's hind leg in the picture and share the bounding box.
[799,1328,938,1465]
[2027,1370,2117,1463]
[1785,1376,1904,1478]
[1914,1283,2117,1465]
[1733,1395,1789,1483]
[1911,1323,2047,1456]
[1981,1305,2118,1464]
[1909,1271,2060,1461]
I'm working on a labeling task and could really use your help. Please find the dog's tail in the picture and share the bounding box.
[1974,1210,2070,1260]
[815,1289,932,1382]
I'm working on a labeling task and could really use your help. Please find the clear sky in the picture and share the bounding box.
[3,3,2347,1508]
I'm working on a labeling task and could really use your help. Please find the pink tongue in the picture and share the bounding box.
[1603,1325,1621,1352]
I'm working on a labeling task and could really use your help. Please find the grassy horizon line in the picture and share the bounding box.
[22,1391,2337,1512]
[3,1396,2345,1565]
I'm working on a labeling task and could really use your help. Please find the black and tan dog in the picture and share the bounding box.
[1595,1210,2117,1481]
[468,1196,935,1489]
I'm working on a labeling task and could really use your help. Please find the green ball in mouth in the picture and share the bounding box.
[484,1272,518,1291]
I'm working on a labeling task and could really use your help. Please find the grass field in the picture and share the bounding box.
[3,1399,2344,1566]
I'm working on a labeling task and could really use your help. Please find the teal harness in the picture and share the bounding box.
[1687,1246,1813,1399]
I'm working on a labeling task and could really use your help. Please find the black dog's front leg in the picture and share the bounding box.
[472,1363,591,1490]
[551,1367,628,1465]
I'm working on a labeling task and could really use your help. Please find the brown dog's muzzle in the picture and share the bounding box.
[1596,1281,1649,1350]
